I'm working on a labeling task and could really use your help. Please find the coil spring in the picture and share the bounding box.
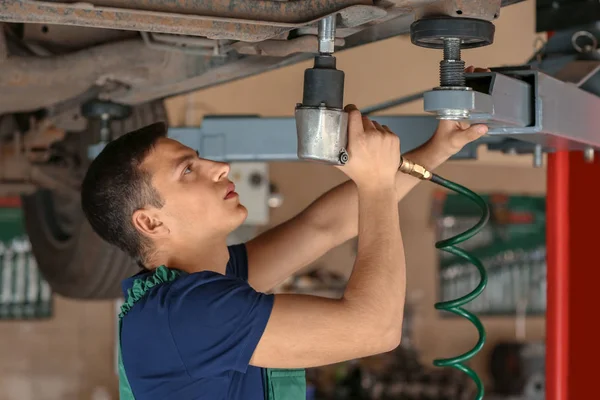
[430,174,490,400]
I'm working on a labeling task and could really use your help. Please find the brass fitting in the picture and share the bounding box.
[399,157,432,180]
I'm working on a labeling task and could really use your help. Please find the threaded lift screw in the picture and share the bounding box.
[318,15,336,54]
[440,38,465,87]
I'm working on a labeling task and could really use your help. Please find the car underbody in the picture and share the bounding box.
[0,0,534,299]
[0,0,527,197]
[0,0,522,116]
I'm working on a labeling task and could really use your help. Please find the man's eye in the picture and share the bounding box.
[184,165,192,174]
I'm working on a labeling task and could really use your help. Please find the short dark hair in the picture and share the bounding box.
[81,122,167,265]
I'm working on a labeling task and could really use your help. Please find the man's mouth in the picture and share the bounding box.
[224,182,238,200]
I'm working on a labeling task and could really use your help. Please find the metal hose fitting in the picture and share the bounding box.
[399,157,432,180]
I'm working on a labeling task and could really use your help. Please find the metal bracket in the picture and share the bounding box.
[424,68,600,151]
[425,72,533,127]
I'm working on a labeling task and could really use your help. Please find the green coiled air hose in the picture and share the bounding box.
[398,157,489,399]
[430,173,490,400]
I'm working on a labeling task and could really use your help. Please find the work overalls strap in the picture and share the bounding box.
[117,266,181,400]
[262,368,306,400]
[118,318,136,400]
[117,266,306,400]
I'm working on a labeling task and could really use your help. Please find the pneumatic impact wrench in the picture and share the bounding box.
[294,15,433,179]
[295,15,349,165]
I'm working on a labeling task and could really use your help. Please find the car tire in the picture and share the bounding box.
[21,100,168,299]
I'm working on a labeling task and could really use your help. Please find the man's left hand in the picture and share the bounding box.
[426,119,488,161]
[421,65,490,164]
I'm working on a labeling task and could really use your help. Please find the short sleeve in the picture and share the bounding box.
[167,272,274,377]
[226,243,249,280]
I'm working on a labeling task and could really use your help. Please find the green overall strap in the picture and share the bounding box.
[117,266,181,400]
[263,368,306,400]
[118,318,136,400]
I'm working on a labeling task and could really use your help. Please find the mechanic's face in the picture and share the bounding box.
[137,137,247,246]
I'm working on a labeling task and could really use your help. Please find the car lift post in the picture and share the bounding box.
[547,150,600,400]
[546,150,569,400]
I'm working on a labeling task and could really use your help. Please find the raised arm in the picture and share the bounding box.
[245,106,487,293]
[249,112,406,368]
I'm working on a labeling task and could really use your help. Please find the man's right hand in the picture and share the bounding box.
[339,104,401,190]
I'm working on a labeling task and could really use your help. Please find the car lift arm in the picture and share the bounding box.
[168,115,477,162]
[167,65,600,164]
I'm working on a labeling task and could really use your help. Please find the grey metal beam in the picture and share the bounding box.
[169,118,299,162]
[168,115,485,162]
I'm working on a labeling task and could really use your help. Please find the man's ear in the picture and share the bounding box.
[132,209,169,239]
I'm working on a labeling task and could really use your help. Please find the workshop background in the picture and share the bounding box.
[0,1,545,399]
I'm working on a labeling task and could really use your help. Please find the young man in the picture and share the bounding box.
[81,102,487,399]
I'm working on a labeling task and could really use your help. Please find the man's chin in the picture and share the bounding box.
[233,204,249,226]
[225,209,249,238]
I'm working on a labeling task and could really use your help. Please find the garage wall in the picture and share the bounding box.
[0,297,118,400]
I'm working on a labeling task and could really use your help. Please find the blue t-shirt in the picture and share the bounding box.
[120,244,275,399]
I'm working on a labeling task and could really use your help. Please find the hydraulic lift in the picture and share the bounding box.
[167,64,600,163]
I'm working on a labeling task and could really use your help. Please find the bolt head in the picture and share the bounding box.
[318,41,335,54]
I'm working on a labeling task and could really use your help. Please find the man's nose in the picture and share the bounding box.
[213,161,230,181]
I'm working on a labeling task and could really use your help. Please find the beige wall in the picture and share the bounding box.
[0,298,118,400]
[0,1,543,398]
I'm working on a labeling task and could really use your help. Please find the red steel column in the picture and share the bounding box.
[546,150,600,400]
[546,151,569,400]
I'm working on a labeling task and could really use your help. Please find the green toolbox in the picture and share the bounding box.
[0,198,53,320]
[433,192,546,316]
